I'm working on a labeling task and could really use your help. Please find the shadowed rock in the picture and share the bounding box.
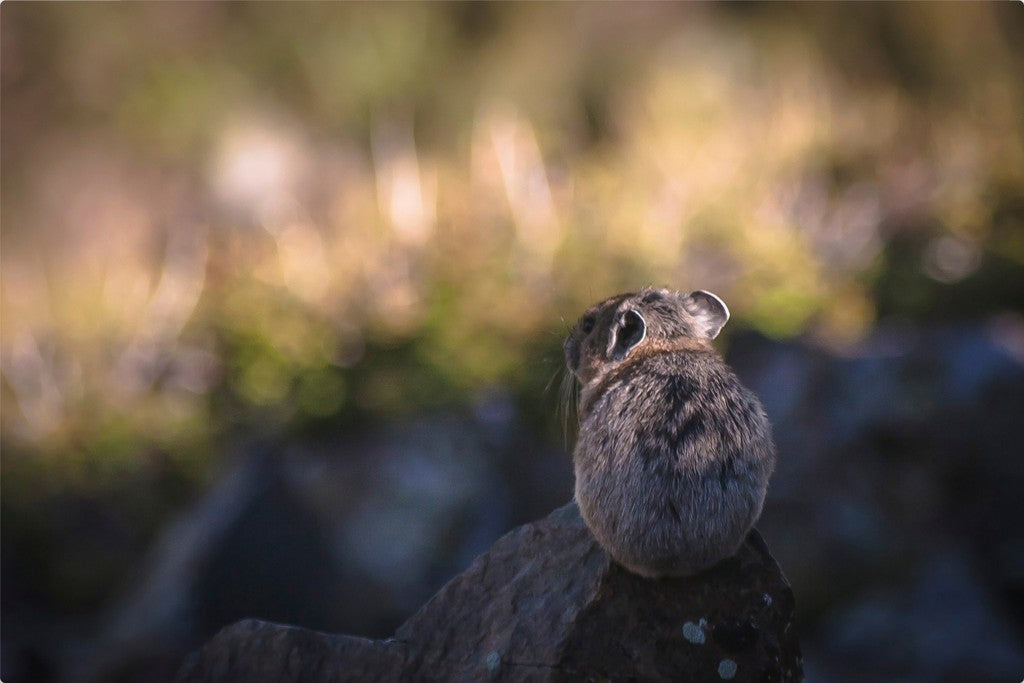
[177,502,802,682]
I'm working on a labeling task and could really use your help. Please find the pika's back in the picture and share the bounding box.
[565,287,776,578]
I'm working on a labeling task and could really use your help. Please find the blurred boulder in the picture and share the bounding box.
[70,418,516,683]
[727,316,1024,681]
[68,447,345,683]
[177,503,802,682]
[818,552,1024,682]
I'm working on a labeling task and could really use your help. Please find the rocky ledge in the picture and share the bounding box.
[177,502,802,682]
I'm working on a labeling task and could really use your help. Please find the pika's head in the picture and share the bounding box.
[564,288,730,385]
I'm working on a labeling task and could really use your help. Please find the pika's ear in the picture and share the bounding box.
[608,309,647,360]
[683,290,730,339]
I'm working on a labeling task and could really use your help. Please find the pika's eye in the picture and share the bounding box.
[580,315,596,334]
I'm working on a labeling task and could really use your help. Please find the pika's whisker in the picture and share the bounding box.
[558,369,579,450]
[543,367,561,396]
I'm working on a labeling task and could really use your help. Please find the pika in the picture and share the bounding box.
[564,288,776,578]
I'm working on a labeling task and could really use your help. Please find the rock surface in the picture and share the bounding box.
[178,502,801,682]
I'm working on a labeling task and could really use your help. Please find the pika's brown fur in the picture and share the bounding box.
[564,288,776,578]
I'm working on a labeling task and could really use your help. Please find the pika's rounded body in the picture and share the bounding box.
[565,288,775,578]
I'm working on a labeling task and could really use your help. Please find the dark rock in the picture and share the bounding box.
[177,502,802,682]
[177,620,406,682]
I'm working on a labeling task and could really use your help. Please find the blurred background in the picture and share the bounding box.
[2,3,1023,682]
